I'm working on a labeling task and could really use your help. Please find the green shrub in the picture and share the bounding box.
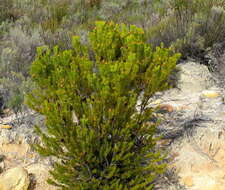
[27,21,180,190]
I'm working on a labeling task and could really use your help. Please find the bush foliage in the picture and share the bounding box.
[27,21,180,189]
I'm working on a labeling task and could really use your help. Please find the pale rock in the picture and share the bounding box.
[202,90,220,98]
[0,167,29,190]
[194,176,222,190]
[26,164,57,190]
[176,62,215,93]
[181,176,193,187]
[151,61,225,190]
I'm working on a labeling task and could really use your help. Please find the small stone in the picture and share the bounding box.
[27,153,35,159]
[150,99,162,105]
[202,90,220,98]
[182,176,194,187]
[0,125,12,130]
[157,139,172,146]
[157,104,174,113]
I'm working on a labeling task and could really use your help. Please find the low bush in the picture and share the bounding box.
[27,21,180,189]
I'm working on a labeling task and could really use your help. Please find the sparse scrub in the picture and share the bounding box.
[0,72,30,115]
[86,0,102,8]
[27,21,180,190]
[0,17,44,111]
[202,5,225,47]
[0,18,44,77]
[0,0,15,23]
[147,0,225,58]
[40,0,70,32]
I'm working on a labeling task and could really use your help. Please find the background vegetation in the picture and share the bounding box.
[0,0,224,113]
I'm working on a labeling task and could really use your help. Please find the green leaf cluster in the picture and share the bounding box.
[27,21,180,190]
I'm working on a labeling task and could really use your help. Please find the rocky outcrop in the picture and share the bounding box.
[0,167,29,190]
[176,62,215,92]
[152,61,225,190]
[0,112,54,190]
